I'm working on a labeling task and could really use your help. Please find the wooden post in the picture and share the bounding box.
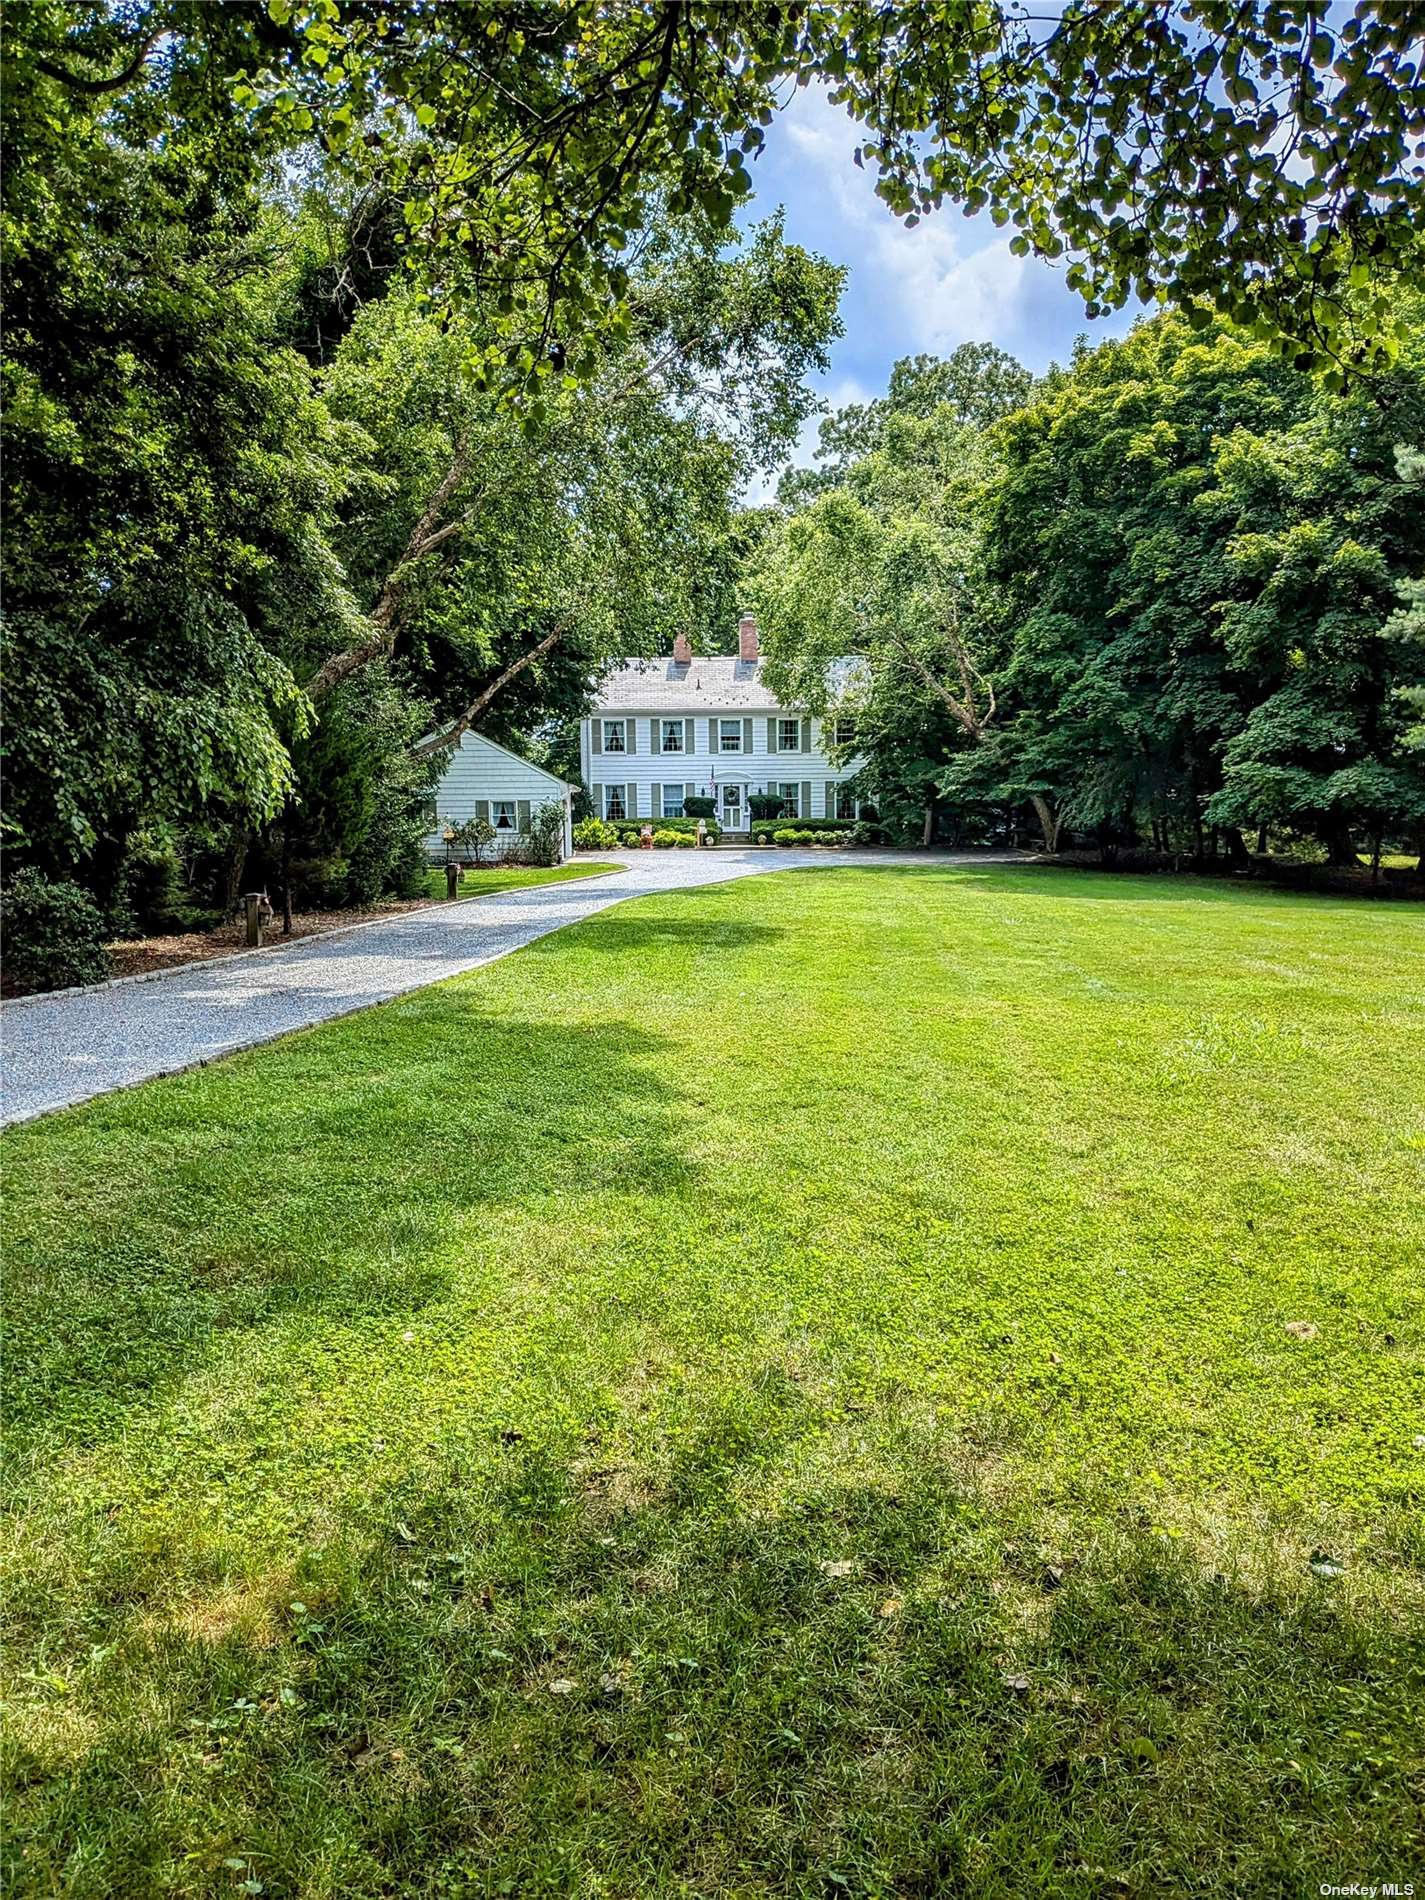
[243,892,265,948]
[446,862,461,899]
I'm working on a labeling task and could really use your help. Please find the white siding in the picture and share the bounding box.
[427,732,573,859]
[582,711,865,827]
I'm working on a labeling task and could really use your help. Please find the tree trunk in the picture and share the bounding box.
[1255,822,1269,854]
[281,801,294,935]
[921,796,936,848]
[1029,795,1059,854]
[88,823,134,929]
[1225,827,1250,869]
[223,826,250,920]
[1320,819,1359,868]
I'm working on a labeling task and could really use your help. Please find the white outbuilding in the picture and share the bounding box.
[425,731,575,863]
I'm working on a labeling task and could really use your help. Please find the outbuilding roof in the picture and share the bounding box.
[420,727,576,790]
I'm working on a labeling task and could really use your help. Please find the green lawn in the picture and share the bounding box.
[4,867,1423,1898]
[420,860,615,902]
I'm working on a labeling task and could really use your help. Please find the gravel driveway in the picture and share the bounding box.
[1,849,1018,1125]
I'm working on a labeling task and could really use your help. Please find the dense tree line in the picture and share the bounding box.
[751,321,1425,873]
[4,2,1423,983]
[1,8,842,982]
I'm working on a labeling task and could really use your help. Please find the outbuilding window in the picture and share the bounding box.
[492,800,517,832]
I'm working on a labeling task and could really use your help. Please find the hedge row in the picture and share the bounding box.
[751,819,887,845]
[612,816,721,838]
[574,816,723,851]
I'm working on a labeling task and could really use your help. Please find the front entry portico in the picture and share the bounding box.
[719,781,747,835]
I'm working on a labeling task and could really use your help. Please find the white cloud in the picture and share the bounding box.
[775,85,1039,359]
[734,83,1130,503]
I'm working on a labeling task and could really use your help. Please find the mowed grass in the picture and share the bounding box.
[419,860,615,902]
[3,866,1423,1899]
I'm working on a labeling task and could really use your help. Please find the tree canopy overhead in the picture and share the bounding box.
[11,1,1425,380]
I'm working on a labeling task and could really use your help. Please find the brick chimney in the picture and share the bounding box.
[672,630,693,665]
[738,613,759,663]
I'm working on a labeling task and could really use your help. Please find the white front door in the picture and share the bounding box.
[720,783,745,830]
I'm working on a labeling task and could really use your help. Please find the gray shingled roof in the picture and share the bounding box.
[592,657,784,712]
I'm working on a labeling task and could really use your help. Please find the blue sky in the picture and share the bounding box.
[739,84,1138,498]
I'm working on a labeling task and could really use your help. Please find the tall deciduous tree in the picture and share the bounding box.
[751,376,1015,843]
[1,7,362,896]
[306,213,843,754]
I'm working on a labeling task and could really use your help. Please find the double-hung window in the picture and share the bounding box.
[776,782,800,818]
[661,785,685,819]
[602,719,626,753]
[719,719,742,753]
[834,784,856,821]
[834,716,858,750]
[778,717,801,753]
[492,800,517,833]
[660,720,684,754]
[604,785,626,821]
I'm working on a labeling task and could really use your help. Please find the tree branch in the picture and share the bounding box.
[306,439,472,700]
[411,621,569,758]
[884,604,996,742]
[34,24,162,95]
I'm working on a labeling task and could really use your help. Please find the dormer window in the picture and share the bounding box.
[602,719,626,753]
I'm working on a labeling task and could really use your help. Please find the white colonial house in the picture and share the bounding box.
[581,615,866,836]
[425,730,575,861]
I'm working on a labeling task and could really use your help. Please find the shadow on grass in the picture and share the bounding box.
[7,1412,1420,1897]
[2,1002,691,1452]
[521,914,787,956]
[941,866,1402,911]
